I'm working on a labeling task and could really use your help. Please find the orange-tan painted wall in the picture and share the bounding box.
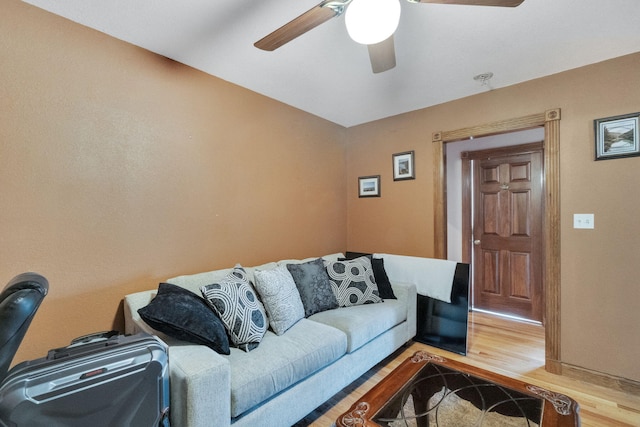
[2,0,639,385]
[1,0,347,363]
[346,53,640,382]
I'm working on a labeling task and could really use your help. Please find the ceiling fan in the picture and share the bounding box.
[255,0,524,74]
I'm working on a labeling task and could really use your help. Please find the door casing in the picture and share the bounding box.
[432,109,561,374]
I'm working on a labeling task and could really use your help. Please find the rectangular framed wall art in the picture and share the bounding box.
[358,175,380,198]
[393,151,415,180]
[594,112,639,160]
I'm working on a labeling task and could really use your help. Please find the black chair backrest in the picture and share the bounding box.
[0,273,48,383]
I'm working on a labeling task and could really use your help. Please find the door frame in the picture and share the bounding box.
[432,109,561,374]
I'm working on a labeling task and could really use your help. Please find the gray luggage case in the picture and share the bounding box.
[0,332,169,427]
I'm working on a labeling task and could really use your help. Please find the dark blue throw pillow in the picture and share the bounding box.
[138,282,230,355]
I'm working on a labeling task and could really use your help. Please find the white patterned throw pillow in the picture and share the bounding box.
[254,265,305,335]
[201,265,267,352]
[325,256,382,307]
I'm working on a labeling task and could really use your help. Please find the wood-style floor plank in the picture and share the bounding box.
[293,311,640,426]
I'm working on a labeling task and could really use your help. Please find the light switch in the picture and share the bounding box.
[573,214,594,229]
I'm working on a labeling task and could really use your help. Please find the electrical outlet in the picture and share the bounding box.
[573,213,594,229]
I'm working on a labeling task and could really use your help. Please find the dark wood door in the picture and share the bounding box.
[471,143,544,322]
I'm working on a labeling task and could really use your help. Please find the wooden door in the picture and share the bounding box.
[470,143,544,322]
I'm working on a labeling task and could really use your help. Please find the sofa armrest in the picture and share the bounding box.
[169,345,231,427]
[123,291,232,427]
[390,281,417,339]
[123,291,155,335]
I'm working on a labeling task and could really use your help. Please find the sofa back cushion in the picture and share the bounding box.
[167,262,279,295]
[276,252,345,266]
[168,268,234,295]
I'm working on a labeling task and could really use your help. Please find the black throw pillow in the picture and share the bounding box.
[371,258,396,300]
[138,282,230,355]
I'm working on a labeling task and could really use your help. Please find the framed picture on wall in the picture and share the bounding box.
[358,175,380,198]
[595,112,639,160]
[393,151,415,180]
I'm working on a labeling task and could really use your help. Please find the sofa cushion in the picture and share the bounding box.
[168,262,279,295]
[309,299,406,353]
[226,318,347,418]
[326,256,382,307]
[276,252,345,267]
[286,258,338,317]
[201,265,267,352]
[253,265,305,335]
[168,268,234,295]
[137,282,230,355]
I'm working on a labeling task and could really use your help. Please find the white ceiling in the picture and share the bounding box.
[23,0,640,127]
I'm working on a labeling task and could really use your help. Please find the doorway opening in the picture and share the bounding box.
[448,132,544,324]
[466,142,544,322]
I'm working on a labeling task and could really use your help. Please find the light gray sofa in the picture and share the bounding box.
[123,253,417,427]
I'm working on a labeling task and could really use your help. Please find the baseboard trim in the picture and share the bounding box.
[545,358,562,375]
[561,362,640,395]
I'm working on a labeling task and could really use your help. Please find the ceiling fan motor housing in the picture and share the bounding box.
[345,0,402,45]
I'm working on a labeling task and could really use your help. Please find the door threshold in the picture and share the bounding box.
[472,308,542,326]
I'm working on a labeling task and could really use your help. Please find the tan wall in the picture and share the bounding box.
[1,0,347,363]
[346,114,436,256]
[3,0,638,385]
[346,53,640,382]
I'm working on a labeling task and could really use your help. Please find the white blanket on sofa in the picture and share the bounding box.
[374,254,457,303]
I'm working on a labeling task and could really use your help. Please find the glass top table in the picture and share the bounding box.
[336,351,580,427]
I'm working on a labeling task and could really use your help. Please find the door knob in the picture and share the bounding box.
[474,239,481,245]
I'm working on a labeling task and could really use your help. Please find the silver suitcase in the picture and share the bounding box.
[0,332,169,427]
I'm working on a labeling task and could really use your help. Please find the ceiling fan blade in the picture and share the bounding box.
[409,0,524,6]
[368,35,396,74]
[254,1,346,51]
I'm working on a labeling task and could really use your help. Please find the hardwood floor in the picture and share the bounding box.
[294,311,640,426]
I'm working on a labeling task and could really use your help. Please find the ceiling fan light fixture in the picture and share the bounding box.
[345,0,401,45]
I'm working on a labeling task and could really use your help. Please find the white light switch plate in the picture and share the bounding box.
[573,214,594,229]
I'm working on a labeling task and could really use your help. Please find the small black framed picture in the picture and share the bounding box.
[358,175,380,198]
[393,151,415,180]
[594,112,639,160]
